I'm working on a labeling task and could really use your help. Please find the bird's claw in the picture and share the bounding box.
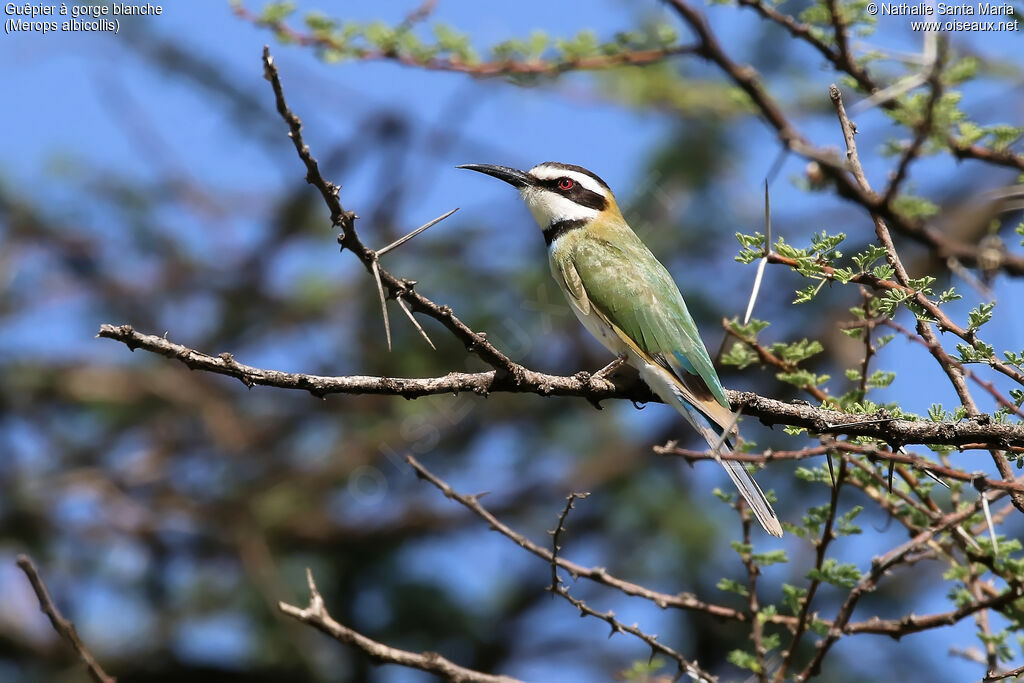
[593,353,628,381]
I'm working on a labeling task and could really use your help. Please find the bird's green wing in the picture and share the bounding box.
[568,234,730,409]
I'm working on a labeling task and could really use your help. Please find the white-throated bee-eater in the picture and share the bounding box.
[459,161,783,537]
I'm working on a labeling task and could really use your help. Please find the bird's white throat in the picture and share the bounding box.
[520,185,600,228]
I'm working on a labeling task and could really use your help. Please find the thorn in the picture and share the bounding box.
[887,461,895,493]
[396,296,436,350]
[826,453,836,487]
[370,258,392,351]
[980,490,999,558]
[743,180,772,325]
[376,208,458,257]
[921,468,950,489]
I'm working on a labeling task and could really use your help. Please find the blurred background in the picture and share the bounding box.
[2,1,1023,681]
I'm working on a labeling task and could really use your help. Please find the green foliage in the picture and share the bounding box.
[865,370,895,389]
[257,9,689,72]
[810,230,846,260]
[260,1,296,24]
[836,505,864,536]
[492,31,549,61]
[782,583,807,614]
[928,403,950,422]
[1005,349,1024,369]
[753,549,790,566]
[944,56,979,85]
[735,231,766,264]
[956,341,996,364]
[807,558,862,588]
[721,341,759,369]
[802,503,833,536]
[621,658,667,680]
[713,487,736,504]
[777,369,830,389]
[886,91,967,147]
[728,317,771,339]
[939,287,962,303]
[795,465,833,484]
[717,577,749,597]
[967,302,995,331]
[771,339,824,364]
[852,245,888,271]
[727,648,761,673]
[892,194,940,219]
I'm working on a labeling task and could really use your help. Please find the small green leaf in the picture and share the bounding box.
[717,578,749,596]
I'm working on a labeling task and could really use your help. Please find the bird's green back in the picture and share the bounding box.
[553,221,730,408]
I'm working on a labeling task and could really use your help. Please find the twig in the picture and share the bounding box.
[658,432,1024,495]
[667,1,1024,278]
[981,662,1024,682]
[240,6,697,78]
[881,39,946,207]
[279,569,523,683]
[829,83,1024,518]
[548,492,590,597]
[795,490,1008,680]
[738,514,768,683]
[722,320,830,403]
[97,324,1024,448]
[543,493,717,682]
[261,46,522,378]
[15,555,116,683]
[774,458,846,682]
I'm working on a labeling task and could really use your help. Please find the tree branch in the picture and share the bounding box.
[280,569,523,683]
[261,46,522,380]
[16,555,116,683]
[97,323,1024,448]
[241,6,696,78]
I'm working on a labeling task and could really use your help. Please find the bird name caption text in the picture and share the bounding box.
[4,3,162,35]
[864,1,1020,31]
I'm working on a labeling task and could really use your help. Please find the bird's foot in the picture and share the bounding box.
[592,353,628,381]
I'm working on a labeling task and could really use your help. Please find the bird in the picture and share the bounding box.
[458,161,783,537]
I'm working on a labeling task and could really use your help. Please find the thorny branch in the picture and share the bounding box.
[279,569,523,683]
[657,440,1024,495]
[544,493,717,682]
[261,46,522,381]
[97,323,1024,449]
[827,85,1024,519]
[775,456,842,683]
[665,0,1024,279]
[16,555,116,683]
[408,454,1024,665]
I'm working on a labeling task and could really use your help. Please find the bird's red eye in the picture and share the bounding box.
[558,178,574,190]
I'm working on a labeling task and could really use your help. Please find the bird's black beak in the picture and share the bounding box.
[457,164,534,189]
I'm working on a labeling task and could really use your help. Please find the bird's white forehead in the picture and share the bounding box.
[528,164,607,196]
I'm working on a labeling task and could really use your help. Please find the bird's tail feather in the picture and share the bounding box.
[685,404,783,538]
[647,366,783,537]
[719,457,784,537]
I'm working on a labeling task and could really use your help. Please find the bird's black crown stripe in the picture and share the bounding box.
[543,218,587,246]
[537,162,610,190]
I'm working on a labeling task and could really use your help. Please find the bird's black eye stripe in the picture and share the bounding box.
[541,177,607,211]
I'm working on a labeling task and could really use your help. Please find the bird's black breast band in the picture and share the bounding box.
[543,218,587,246]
